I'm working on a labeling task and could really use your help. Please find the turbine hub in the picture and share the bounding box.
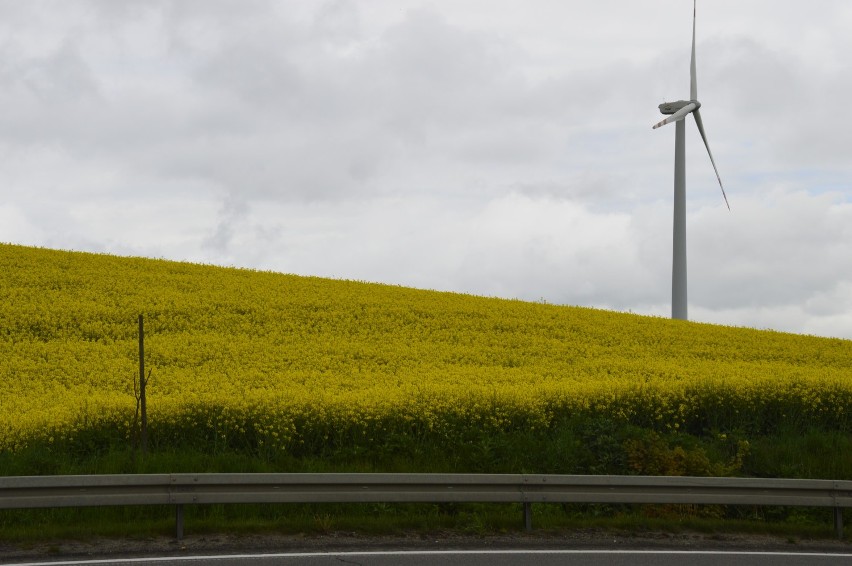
[659,100,701,115]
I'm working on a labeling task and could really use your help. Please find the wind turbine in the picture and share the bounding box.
[653,0,729,321]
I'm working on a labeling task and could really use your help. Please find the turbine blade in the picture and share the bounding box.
[652,103,697,129]
[690,0,697,101]
[693,109,730,210]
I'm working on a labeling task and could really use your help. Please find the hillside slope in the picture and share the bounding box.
[1,243,851,469]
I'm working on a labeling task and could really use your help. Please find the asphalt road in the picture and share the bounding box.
[5,550,852,566]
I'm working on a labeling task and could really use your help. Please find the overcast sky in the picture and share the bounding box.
[2,0,851,339]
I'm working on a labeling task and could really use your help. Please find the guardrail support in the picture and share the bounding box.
[176,504,184,541]
[524,502,532,531]
[836,507,844,540]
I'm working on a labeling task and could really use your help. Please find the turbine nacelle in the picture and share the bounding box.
[658,100,701,115]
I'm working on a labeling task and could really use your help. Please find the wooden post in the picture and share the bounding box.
[138,315,148,455]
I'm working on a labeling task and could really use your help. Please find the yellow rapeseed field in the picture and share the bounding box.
[1,243,851,454]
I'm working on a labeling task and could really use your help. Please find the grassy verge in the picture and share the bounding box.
[0,502,843,543]
[3,418,851,478]
[1,423,850,543]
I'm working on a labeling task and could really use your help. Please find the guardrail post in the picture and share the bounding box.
[176,504,184,540]
[524,502,532,531]
[835,507,843,540]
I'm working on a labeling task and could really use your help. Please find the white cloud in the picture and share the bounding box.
[0,205,43,245]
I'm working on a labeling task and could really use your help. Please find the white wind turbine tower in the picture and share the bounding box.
[653,0,729,321]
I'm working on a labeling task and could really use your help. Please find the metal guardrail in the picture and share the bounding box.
[1,474,850,540]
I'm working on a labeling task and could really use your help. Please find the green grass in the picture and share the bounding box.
[4,419,850,480]
[0,502,845,543]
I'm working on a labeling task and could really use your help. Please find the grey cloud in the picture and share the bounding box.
[706,34,852,173]
[156,6,554,201]
[690,191,852,311]
[19,40,100,103]
[313,0,361,46]
[2,1,652,207]
[204,192,250,252]
[0,40,103,145]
